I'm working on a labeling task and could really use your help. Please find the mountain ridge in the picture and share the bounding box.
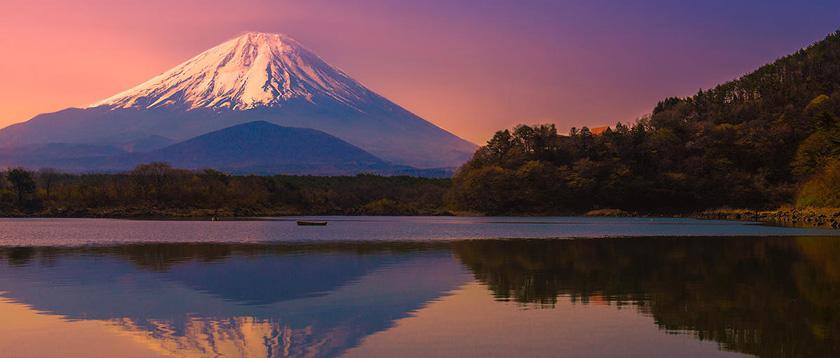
[0,121,454,176]
[132,120,397,175]
[0,32,476,169]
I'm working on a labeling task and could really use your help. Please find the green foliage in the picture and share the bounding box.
[5,168,40,212]
[447,165,519,214]
[7,168,35,201]
[0,174,14,214]
[0,165,451,217]
[793,129,840,177]
[797,160,840,208]
[360,198,418,215]
[449,31,840,213]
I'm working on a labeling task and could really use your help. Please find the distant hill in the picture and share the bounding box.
[119,135,176,153]
[131,121,401,175]
[0,143,127,171]
[0,121,452,177]
[448,30,840,213]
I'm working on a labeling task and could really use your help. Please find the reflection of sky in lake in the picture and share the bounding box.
[1,227,840,357]
[0,247,468,357]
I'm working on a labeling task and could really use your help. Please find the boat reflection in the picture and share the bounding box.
[0,237,839,357]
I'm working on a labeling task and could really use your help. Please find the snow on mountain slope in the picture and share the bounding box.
[0,32,477,169]
[92,32,368,111]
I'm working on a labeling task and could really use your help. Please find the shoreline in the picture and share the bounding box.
[1,207,838,230]
[0,208,840,229]
[698,208,840,229]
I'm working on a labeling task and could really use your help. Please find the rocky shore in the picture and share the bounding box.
[700,208,840,229]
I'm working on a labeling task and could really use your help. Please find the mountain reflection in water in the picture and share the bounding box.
[1,237,839,357]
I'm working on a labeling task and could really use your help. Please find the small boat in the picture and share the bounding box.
[297,220,328,226]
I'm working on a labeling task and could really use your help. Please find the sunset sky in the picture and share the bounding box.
[2,0,840,144]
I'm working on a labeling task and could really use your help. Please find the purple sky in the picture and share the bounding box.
[2,0,839,143]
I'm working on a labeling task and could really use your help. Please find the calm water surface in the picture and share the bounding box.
[0,217,838,357]
[0,216,837,246]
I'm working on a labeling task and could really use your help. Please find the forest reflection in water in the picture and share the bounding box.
[1,237,839,357]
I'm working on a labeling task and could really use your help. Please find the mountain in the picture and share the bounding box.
[0,143,127,171]
[0,121,455,176]
[130,121,403,175]
[91,32,373,111]
[118,135,176,152]
[0,32,476,169]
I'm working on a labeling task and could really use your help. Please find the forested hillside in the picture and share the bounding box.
[448,31,840,214]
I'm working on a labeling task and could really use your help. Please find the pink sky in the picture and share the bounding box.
[2,0,839,144]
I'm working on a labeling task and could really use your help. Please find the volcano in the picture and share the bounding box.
[0,32,476,169]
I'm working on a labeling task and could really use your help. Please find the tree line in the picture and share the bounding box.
[0,163,450,217]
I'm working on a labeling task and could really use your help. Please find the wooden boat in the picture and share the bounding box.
[297,220,328,226]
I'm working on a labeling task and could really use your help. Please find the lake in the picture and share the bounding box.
[0,217,838,357]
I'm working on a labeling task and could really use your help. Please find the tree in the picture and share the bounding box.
[37,168,60,201]
[797,159,840,207]
[7,168,37,210]
[484,130,514,160]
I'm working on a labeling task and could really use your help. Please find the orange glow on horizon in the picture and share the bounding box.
[2,0,837,144]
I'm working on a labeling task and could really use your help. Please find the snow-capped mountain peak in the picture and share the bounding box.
[91,32,369,111]
[3,31,477,169]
